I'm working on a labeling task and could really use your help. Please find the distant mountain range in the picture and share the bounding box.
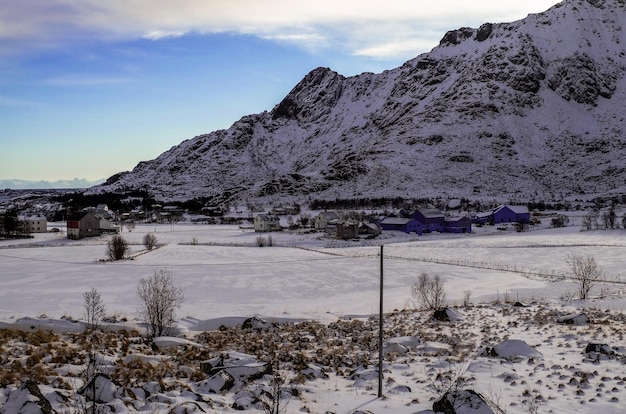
[92,0,626,204]
[0,178,104,190]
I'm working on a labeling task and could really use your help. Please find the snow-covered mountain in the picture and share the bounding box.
[1,178,104,190]
[93,0,626,204]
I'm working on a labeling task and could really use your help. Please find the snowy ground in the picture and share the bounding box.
[2,220,626,413]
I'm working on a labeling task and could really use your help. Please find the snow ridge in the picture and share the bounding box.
[92,0,626,203]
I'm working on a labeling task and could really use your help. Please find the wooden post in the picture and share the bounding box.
[378,245,384,398]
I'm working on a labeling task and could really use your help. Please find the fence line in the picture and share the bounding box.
[382,254,626,285]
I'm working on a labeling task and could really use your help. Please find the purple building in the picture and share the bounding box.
[378,217,423,234]
[493,205,530,224]
[412,209,445,233]
[444,216,472,233]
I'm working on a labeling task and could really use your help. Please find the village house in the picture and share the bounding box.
[444,216,472,233]
[254,214,282,232]
[493,205,530,224]
[337,222,359,239]
[315,211,340,230]
[66,211,100,239]
[95,213,118,234]
[411,209,445,233]
[471,211,493,226]
[359,222,382,237]
[378,217,423,234]
[19,215,47,233]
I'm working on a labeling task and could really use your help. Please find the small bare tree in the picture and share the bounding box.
[566,254,603,300]
[106,235,128,261]
[143,233,158,251]
[581,210,598,231]
[83,288,106,331]
[246,358,292,414]
[125,220,136,233]
[137,269,184,339]
[411,272,447,310]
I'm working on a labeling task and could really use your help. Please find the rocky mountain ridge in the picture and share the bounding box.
[93,0,626,204]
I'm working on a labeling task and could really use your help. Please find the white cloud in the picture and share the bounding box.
[142,30,187,41]
[0,0,559,58]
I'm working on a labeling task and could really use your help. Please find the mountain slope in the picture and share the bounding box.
[93,0,626,203]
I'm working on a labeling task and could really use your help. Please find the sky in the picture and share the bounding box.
[0,1,559,184]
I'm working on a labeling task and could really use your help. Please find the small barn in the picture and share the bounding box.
[444,216,472,233]
[67,211,100,239]
[471,211,492,226]
[359,222,382,237]
[337,222,359,239]
[315,211,340,230]
[254,214,281,232]
[493,205,530,224]
[412,209,445,233]
[378,217,423,234]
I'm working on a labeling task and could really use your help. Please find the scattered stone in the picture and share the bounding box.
[433,307,462,322]
[242,316,275,331]
[78,373,121,403]
[2,380,54,414]
[433,389,494,414]
[557,313,589,326]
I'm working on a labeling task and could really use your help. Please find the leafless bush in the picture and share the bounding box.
[520,388,544,414]
[137,269,184,339]
[246,359,292,414]
[581,210,597,231]
[256,235,274,247]
[298,213,312,227]
[124,220,136,233]
[426,360,473,400]
[462,290,471,307]
[106,235,128,261]
[143,233,158,251]
[83,288,106,331]
[566,254,603,300]
[411,272,447,310]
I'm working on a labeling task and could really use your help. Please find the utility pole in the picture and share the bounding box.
[378,244,384,398]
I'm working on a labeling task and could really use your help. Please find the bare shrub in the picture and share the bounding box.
[106,235,128,261]
[246,359,292,414]
[267,234,274,246]
[566,254,603,300]
[137,269,185,339]
[124,220,136,233]
[462,290,471,307]
[581,210,597,231]
[601,208,617,229]
[256,236,267,247]
[83,288,106,331]
[143,233,158,251]
[411,273,447,311]
[426,361,473,400]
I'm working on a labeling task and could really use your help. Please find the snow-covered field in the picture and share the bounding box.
[2,221,626,413]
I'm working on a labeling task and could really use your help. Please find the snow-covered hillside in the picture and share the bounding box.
[92,0,626,203]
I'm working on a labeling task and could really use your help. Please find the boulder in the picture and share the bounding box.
[433,389,494,414]
[242,316,275,331]
[557,313,589,326]
[200,351,270,381]
[78,373,121,403]
[433,307,462,322]
[480,339,542,361]
[1,380,54,414]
